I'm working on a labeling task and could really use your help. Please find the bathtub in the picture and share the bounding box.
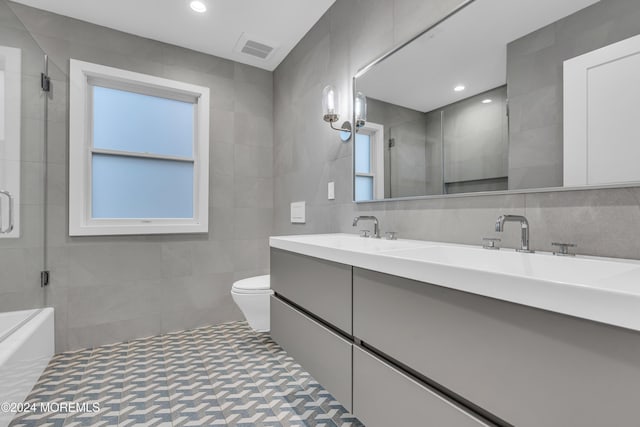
[0,308,54,427]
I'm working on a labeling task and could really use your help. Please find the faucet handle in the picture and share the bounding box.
[482,237,501,250]
[359,230,371,238]
[552,242,576,256]
[385,231,398,240]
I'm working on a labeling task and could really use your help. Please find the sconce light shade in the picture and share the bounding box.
[355,91,367,128]
[322,85,339,123]
[322,84,356,142]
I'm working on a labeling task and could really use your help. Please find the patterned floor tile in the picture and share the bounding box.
[9,321,362,427]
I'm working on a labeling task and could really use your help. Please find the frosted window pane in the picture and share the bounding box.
[355,176,374,201]
[93,86,194,157]
[355,133,371,174]
[92,154,193,218]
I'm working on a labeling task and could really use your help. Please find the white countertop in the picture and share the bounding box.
[270,233,640,332]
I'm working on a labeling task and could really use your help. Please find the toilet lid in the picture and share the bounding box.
[232,275,271,293]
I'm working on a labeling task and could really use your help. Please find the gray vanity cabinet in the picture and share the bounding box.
[352,267,640,427]
[270,248,352,334]
[353,346,490,427]
[270,296,353,410]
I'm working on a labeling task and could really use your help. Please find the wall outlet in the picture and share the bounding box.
[290,201,305,223]
[328,182,335,200]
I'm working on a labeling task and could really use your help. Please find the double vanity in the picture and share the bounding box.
[269,231,640,426]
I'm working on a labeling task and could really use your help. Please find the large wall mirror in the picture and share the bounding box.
[353,0,640,202]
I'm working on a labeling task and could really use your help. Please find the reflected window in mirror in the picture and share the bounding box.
[354,123,384,201]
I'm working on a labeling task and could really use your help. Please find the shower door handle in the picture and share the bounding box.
[0,190,15,234]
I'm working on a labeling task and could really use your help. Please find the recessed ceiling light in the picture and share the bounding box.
[190,1,207,13]
[454,85,465,92]
[482,99,492,104]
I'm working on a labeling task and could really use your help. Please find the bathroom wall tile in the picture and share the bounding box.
[234,80,273,120]
[0,0,29,32]
[211,142,235,177]
[67,315,163,350]
[44,286,68,353]
[210,172,235,208]
[190,241,234,277]
[66,279,163,328]
[46,119,68,165]
[348,0,395,73]
[0,248,29,292]
[233,268,270,283]
[235,176,273,209]
[210,207,235,241]
[67,243,163,288]
[0,289,44,313]
[159,298,242,335]
[22,118,45,163]
[234,144,273,178]
[46,162,66,207]
[233,62,272,87]
[159,273,233,313]
[211,109,235,143]
[160,242,193,279]
[232,239,270,273]
[233,208,274,239]
[234,113,273,148]
[524,188,640,259]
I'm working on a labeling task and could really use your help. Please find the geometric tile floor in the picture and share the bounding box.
[10,321,364,426]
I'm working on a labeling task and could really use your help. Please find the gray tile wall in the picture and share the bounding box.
[1,1,273,352]
[507,0,640,189]
[273,0,640,260]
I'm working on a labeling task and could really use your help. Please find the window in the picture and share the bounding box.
[69,60,210,235]
[354,122,384,201]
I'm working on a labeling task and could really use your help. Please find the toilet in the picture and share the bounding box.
[231,275,273,332]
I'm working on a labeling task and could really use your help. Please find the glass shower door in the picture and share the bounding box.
[0,0,48,313]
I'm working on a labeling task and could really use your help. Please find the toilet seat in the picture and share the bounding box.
[232,275,272,294]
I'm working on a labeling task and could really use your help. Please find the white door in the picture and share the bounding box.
[564,34,640,187]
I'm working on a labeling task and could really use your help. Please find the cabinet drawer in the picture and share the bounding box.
[353,267,640,426]
[353,346,490,427]
[270,296,352,411]
[271,248,352,334]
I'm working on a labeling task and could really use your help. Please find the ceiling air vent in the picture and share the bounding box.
[234,33,277,60]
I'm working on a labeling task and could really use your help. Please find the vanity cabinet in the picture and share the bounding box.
[353,346,490,427]
[353,267,640,427]
[271,248,352,334]
[270,296,353,410]
[270,248,640,426]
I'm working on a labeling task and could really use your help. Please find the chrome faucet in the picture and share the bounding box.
[353,216,380,238]
[495,215,534,253]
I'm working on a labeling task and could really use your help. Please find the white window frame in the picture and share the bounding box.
[355,122,385,201]
[69,59,210,236]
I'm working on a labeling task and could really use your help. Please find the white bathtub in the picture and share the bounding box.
[0,308,54,427]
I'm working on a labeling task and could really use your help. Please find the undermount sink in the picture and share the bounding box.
[273,233,433,253]
[383,245,640,292]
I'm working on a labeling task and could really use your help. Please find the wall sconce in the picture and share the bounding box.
[322,85,367,142]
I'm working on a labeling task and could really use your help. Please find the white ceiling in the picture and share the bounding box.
[10,0,336,71]
[357,0,600,113]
